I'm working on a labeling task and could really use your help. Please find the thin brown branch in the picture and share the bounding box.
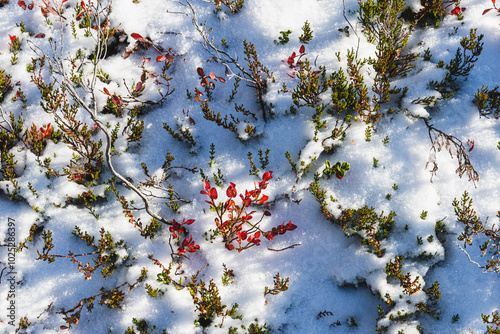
[268,244,302,252]
[343,0,360,59]
[423,119,479,187]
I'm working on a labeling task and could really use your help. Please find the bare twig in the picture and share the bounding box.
[0,266,5,285]
[37,301,54,319]
[423,119,479,187]
[0,105,13,131]
[268,244,302,252]
[457,244,486,269]
[343,0,360,59]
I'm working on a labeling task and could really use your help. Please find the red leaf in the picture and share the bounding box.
[286,221,297,231]
[493,0,496,5]
[483,7,493,14]
[262,171,273,182]
[197,67,204,77]
[165,54,175,62]
[259,195,269,204]
[103,87,110,95]
[141,57,150,64]
[156,55,166,62]
[81,1,86,9]
[18,0,26,10]
[41,7,49,17]
[226,244,234,251]
[76,11,84,21]
[218,77,226,83]
[184,219,195,225]
[254,231,261,238]
[450,7,460,15]
[238,231,247,241]
[468,140,474,152]
[28,2,34,10]
[226,182,237,198]
[135,81,143,92]
[130,33,144,41]
[203,180,211,191]
[8,35,16,43]
[299,45,305,54]
[209,187,218,200]
[209,72,216,80]
[111,94,121,106]
[35,33,45,38]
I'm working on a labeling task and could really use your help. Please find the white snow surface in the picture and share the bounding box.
[0,0,498,333]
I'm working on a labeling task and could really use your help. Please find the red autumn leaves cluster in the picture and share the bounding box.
[450,0,466,15]
[17,0,35,10]
[19,0,68,17]
[264,220,297,241]
[169,218,199,255]
[450,6,466,15]
[283,45,316,78]
[285,45,306,68]
[193,67,226,102]
[25,122,53,155]
[128,33,175,64]
[197,67,226,89]
[201,171,297,252]
[101,71,147,108]
[30,122,53,140]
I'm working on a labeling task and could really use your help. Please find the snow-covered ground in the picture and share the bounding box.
[0,0,499,333]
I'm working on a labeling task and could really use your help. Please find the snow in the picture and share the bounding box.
[0,0,499,333]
